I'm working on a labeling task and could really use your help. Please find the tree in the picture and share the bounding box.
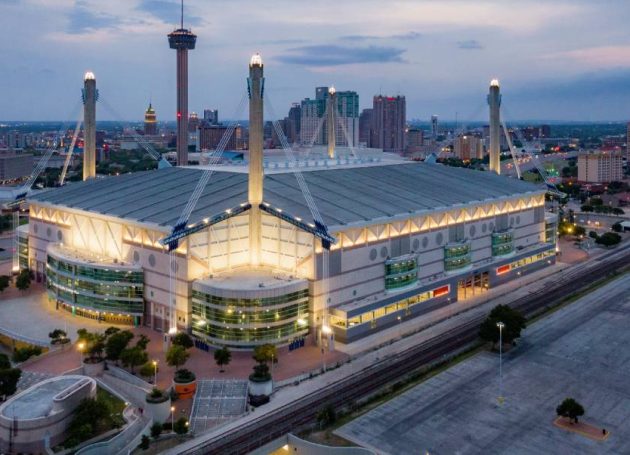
[120,346,148,373]
[479,304,526,347]
[105,330,134,363]
[171,332,193,349]
[316,404,337,428]
[0,275,10,293]
[596,232,621,247]
[0,368,21,399]
[150,422,163,440]
[173,417,189,435]
[214,346,231,372]
[612,207,625,216]
[140,362,158,379]
[104,326,120,337]
[252,344,277,365]
[580,205,593,212]
[138,434,150,450]
[166,344,190,370]
[588,231,598,239]
[136,334,150,350]
[15,269,31,291]
[48,329,68,344]
[612,222,622,233]
[556,398,585,423]
[0,353,10,370]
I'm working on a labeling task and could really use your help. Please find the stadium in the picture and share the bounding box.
[19,57,558,350]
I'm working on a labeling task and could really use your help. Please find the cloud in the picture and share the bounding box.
[276,44,406,66]
[136,0,202,26]
[259,38,308,45]
[542,45,630,69]
[457,39,483,50]
[340,31,421,41]
[66,1,120,34]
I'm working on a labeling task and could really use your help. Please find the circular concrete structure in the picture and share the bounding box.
[191,270,309,348]
[0,375,96,453]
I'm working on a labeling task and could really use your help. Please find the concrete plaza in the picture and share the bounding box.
[337,273,630,455]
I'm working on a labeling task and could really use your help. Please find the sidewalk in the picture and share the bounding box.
[165,242,630,453]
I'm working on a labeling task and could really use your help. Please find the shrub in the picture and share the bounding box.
[150,422,163,440]
[145,388,169,404]
[249,363,271,383]
[479,304,526,347]
[0,275,10,293]
[138,434,150,450]
[173,368,196,383]
[173,417,189,435]
[596,232,621,247]
[12,345,43,363]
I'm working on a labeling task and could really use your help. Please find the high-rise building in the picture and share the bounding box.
[188,112,199,133]
[168,2,196,166]
[406,127,424,153]
[285,103,301,144]
[431,115,439,140]
[453,134,484,160]
[82,72,97,181]
[371,95,406,154]
[198,124,242,151]
[203,109,219,125]
[578,150,623,183]
[626,122,630,162]
[144,103,158,136]
[487,79,502,175]
[299,87,359,148]
[359,108,373,147]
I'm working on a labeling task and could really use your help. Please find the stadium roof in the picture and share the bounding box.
[29,163,543,231]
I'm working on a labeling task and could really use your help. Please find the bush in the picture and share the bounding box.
[150,422,163,440]
[588,231,598,239]
[249,363,271,383]
[612,222,622,233]
[173,368,195,383]
[145,388,169,404]
[0,275,10,293]
[0,353,10,370]
[138,434,150,450]
[316,404,337,428]
[12,345,43,363]
[173,417,189,435]
[15,269,32,291]
[0,368,22,398]
[596,232,621,247]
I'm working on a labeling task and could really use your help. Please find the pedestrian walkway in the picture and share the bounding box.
[16,370,53,392]
[190,380,248,434]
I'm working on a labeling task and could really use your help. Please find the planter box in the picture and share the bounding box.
[82,359,105,377]
[173,379,197,399]
[145,395,171,424]
[248,378,273,397]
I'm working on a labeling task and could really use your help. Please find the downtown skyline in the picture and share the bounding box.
[1,0,630,122]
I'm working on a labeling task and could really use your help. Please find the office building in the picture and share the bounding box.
[203,109,219,125]
[372,95,406,154]
[359,108,373,147]
[578,150,623,183]
[453,134,484,160]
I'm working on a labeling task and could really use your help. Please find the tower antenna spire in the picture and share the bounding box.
[181,0,184,29]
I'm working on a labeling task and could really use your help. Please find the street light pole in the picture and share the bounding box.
[497,321,505,405]
[152,360,158,386]
[171,406,175,433]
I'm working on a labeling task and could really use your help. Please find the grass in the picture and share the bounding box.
[53,387,126,452]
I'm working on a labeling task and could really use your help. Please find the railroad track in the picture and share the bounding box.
[178,248,630,455]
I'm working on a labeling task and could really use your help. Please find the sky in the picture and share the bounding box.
[1,0,630,122]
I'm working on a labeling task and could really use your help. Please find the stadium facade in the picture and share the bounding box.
[20,57,558,349]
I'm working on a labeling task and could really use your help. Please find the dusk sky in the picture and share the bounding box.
[1,0,630,122]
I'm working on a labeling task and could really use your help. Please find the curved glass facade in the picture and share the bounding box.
[46,251,144,320]
[191,287,309,348]
[385,256,418,290]
[444,242,471,271]
[491,231,514,257]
